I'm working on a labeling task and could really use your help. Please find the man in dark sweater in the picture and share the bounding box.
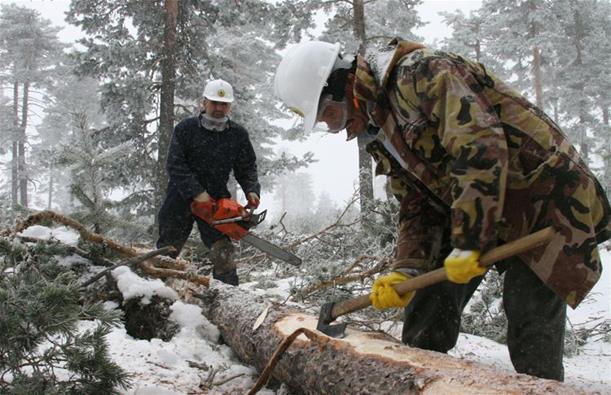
[157,79,261,285]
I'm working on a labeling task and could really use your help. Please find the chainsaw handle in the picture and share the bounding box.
[329,226,555,320]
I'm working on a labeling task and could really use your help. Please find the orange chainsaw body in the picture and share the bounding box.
[212,198,265,240]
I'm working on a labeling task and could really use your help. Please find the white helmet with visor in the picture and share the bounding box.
[274,41,352,133]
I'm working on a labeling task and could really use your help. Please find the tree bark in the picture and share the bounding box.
[156,0,178,224]
[194,284,585,394]
[532,46,543,108]
[571,2,589,163]
[19,80,29,207]
[528,0,543,108]
[11,79,19,213]
[603,105,610,196]
[353,0,366,56]
[352,0,374,216]
[47,162,54,209]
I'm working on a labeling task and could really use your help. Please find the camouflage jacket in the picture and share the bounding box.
[354,39,611,307]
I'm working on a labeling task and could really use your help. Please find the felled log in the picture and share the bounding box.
[194,283,586,394]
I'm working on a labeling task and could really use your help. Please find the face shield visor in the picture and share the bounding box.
[312,94,348,133]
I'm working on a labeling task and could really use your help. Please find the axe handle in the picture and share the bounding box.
[329,226,555,320]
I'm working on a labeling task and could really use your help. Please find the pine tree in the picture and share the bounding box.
[439,8,509,79]
[0,4,63,214]
[548,0,611,165]
[34,57,104,214]
[317,0,424,217]
[66,0,315,230]
[0,95,12,226]
[479,0,562,107]
[0,238,131,393]
[60,113,137,237]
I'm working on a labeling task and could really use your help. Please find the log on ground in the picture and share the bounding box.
[192,283,586,394]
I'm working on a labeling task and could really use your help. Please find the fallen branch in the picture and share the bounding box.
[213,373,246,387]
[16,210,139,257]
[237,196,361,266]
[15,235,116,267]
[288,195,360,250]
[296,256,391,299]
[248,327,319,395]
[16,210,210,287]
[80,246,175,288]
[140,260,210,287]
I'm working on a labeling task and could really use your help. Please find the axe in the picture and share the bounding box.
[316,227,555,338]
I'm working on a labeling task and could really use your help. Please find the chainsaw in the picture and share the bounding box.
[196,198,302,267]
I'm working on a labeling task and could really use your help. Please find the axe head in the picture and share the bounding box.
[316,301,347,338]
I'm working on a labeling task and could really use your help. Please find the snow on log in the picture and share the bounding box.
[193,282,586,394]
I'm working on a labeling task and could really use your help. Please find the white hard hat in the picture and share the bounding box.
[274,41,341,133]
[203,79,234,103]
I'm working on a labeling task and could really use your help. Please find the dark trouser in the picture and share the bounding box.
[402,257,566,381]
[157,188,238,285]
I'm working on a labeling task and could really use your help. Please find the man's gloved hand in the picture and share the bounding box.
[246,192,260,209]
[191,192,216,221]
[193,191,212,202]
[370,271,415,310]
[443,248,486,284]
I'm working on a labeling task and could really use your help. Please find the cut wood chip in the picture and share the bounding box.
[252,304,270,331]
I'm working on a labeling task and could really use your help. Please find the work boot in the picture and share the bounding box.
[209,238,238,285]
[212,268,239,286]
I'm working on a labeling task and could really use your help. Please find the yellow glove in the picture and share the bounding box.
[370,271,415,310]
[444,248,486,284]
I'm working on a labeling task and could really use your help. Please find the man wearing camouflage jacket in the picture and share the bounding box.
[274,39,611,381]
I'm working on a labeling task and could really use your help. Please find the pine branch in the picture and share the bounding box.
[15,235,115,267]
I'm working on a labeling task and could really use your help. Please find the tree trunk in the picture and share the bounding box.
[19,80,29,207]
[156,0,178,224]
[603,105,610,196]
[528,0,543,109]
[532,46,543,108]
[571,2,589,163]
[352,0,374,215]
[47,162,54,210]
[194,284,585,394]
[11,80,19,213]
[353,0,366,55]
[357,136,374,212]
[528,0,543,108]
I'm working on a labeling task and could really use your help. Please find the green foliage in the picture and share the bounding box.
[270,196,396,303]
[441,0,611,190]
[63,0,315,225]
[461,270,508,344]
[0,239,131,394]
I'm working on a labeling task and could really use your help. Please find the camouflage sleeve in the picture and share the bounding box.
[398,57,508,252]
[366,140,449,272]
[392,188,449,272]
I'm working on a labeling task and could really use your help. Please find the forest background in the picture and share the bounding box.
[0,0,610,393]
[1,0,609,233]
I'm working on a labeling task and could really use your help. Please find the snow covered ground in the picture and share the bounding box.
[19,225,611,394]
